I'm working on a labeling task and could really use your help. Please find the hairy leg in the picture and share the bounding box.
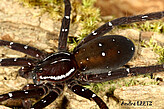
[78,64,164,83]
[67,80,108,109]
[74,11,164,50]
[0,40,46,59]
[58,0,71,51]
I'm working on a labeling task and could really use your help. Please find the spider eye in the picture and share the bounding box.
[73,35,135,74]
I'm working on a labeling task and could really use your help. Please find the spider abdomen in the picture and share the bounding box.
[74,35,135,74]
[35,52,77,82]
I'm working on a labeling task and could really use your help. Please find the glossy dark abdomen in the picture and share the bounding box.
[74,35,135,74]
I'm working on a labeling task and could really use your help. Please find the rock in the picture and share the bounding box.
[0,106,11,109]
[0,0,59,108]
[114,85,164,108]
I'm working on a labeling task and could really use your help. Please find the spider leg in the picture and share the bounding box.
[0,58,36,79]
[21,84,46,108]
[0,83,63,109]
[31,84,64,109]
[58,0,71,51]
[0,58,36,66]
[18,66,34,79]
[0,84,48,103]
[67,80,108,109]
[74,11,164,50]
[78,64,164,83]
[0,40,46,59]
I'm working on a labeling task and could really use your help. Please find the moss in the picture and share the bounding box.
[116,20,164,34]
[115,17,164,63]
[133,21,164,33]
[69,0,101,51]
[77,0,101,40]
[84,74,159,95]
[18,0,64,19]
[142,38,164,63]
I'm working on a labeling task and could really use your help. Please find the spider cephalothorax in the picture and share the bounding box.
[0,0,164,109]
[33,52,78,83]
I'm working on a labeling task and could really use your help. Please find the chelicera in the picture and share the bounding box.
[0,0,164,109]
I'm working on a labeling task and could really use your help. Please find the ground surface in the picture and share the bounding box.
[0,0,164,109]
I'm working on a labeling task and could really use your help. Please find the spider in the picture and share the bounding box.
[0,0,164,109]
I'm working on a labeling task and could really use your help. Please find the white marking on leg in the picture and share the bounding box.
[24,91,28,94]
[8,93,13,98]
[24,45,28,49]
[33,76,36,79]
[28,62,32,65]
[142,15,148,19]
[126,68,130,73]
[92,94,96,98]
[83,66,87,71]
[41,99,46,103]
[82,88,85,91]
[112,38,115,42]
[65,29,68,32]
[92,31,97,35]
[21,67,25,69]
[62,29,68,32]
[0,59,2,62]
[39,68,43,70]
[10,42,14,45]
[65,16,70,19]
[14,58,17,62]
[108,22,113,26]
[118,51,120,54]
[36,54,39,57]
[108,71,112,76]
[43,100,46,103]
